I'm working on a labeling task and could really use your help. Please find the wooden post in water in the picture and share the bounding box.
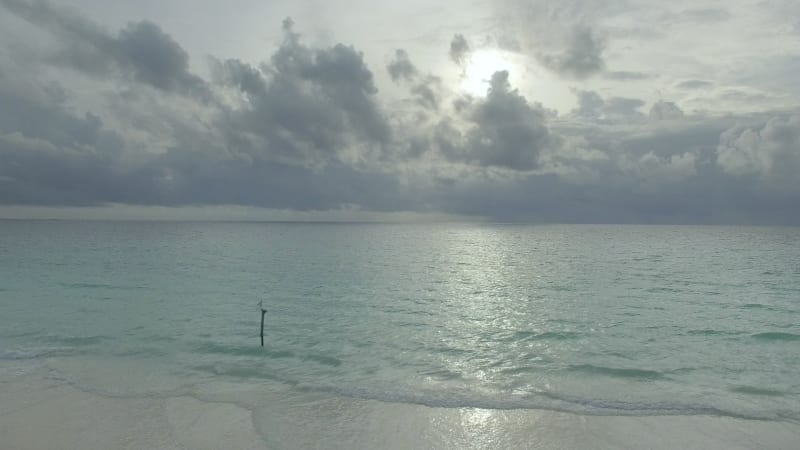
[260,301,267,347]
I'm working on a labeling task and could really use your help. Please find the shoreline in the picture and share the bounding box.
[2,365,799,449]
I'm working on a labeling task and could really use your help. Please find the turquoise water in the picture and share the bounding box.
[1,221,799,421]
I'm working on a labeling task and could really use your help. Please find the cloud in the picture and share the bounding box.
[649,101,684,121]
[494,1,618,79]
[0,70,410,212]
[538,26,606,79]
[386,49,418,82]
[0,16,399,210]
[623,151,698,185]
[449,34,470,64]
[665,8,732,23]
[676,79,714,90]
[439,71,556,170]
[212,21,392,168]
[717,115,800,190]
[572,90,645,122]
[384,49,441,110]
[411,76,442,111]
[1,2,800,224]
[0,73,161,206]
[573,90,604,117]
[115,21,204,93]
[762,0,800,35]
[0,0,209,99]
[605,71,652,81]
[605,98,646,117]
[0,130,161,205]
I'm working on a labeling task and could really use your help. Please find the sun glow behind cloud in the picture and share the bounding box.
[460,49,519,96]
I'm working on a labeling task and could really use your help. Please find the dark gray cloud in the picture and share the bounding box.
[572,90,645,122]
[676,79,714,90]
[115,21,205,94]
[0,71,161,205]
[649,101,685,121]
[0,130,161,206]
[0,66,408,211]
[212,21,391,167]
[387,49,418,82]
[665,8,732,23]
[384,49,440,110]
[449,34,470,64]
[439,71,555,170]
[411,76,442,111]
[605,98,646,117]
[0,13,398,211]
[0,0,209,99]
[539,27,606,79]
[717,89,772,103]
[573,90,605,117]
[605,71,652,81]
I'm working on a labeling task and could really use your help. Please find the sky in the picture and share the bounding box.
[0,0,799,223]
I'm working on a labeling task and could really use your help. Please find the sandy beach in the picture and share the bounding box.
[2,364,798,450]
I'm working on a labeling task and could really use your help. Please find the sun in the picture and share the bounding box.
[460,50,518,96]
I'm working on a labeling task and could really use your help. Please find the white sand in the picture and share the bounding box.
[0,368,263,450]
[1,367,798,449]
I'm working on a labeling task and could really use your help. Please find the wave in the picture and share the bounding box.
[39,360,799,423]
[423,369,464,380]
[503,331,581,342]
[302,354,343,367]
[644,286,684,294]
[293,382,793,422]
[43,335,113,346]
[112,347,168,357]
[0,347,78,360]
[751,332,800,342]
[565,364,667,380]
[730,385,787,397]
[0,349,46,360]
[742,303,769,309]
[61,282,148,290]
[499,365,540,375]
[193,341,341,366]
[192,363,284,381]
[32,354,796,424]
[686,329,743,337]
[741,303,780,311]
[193,341,294,358]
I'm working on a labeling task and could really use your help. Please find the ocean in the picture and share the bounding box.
[1,221,799,448]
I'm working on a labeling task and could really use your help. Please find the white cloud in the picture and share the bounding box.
[627,151,698,184]
[717,115,800,190]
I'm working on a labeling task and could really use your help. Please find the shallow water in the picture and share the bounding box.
[1,221,799,422]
